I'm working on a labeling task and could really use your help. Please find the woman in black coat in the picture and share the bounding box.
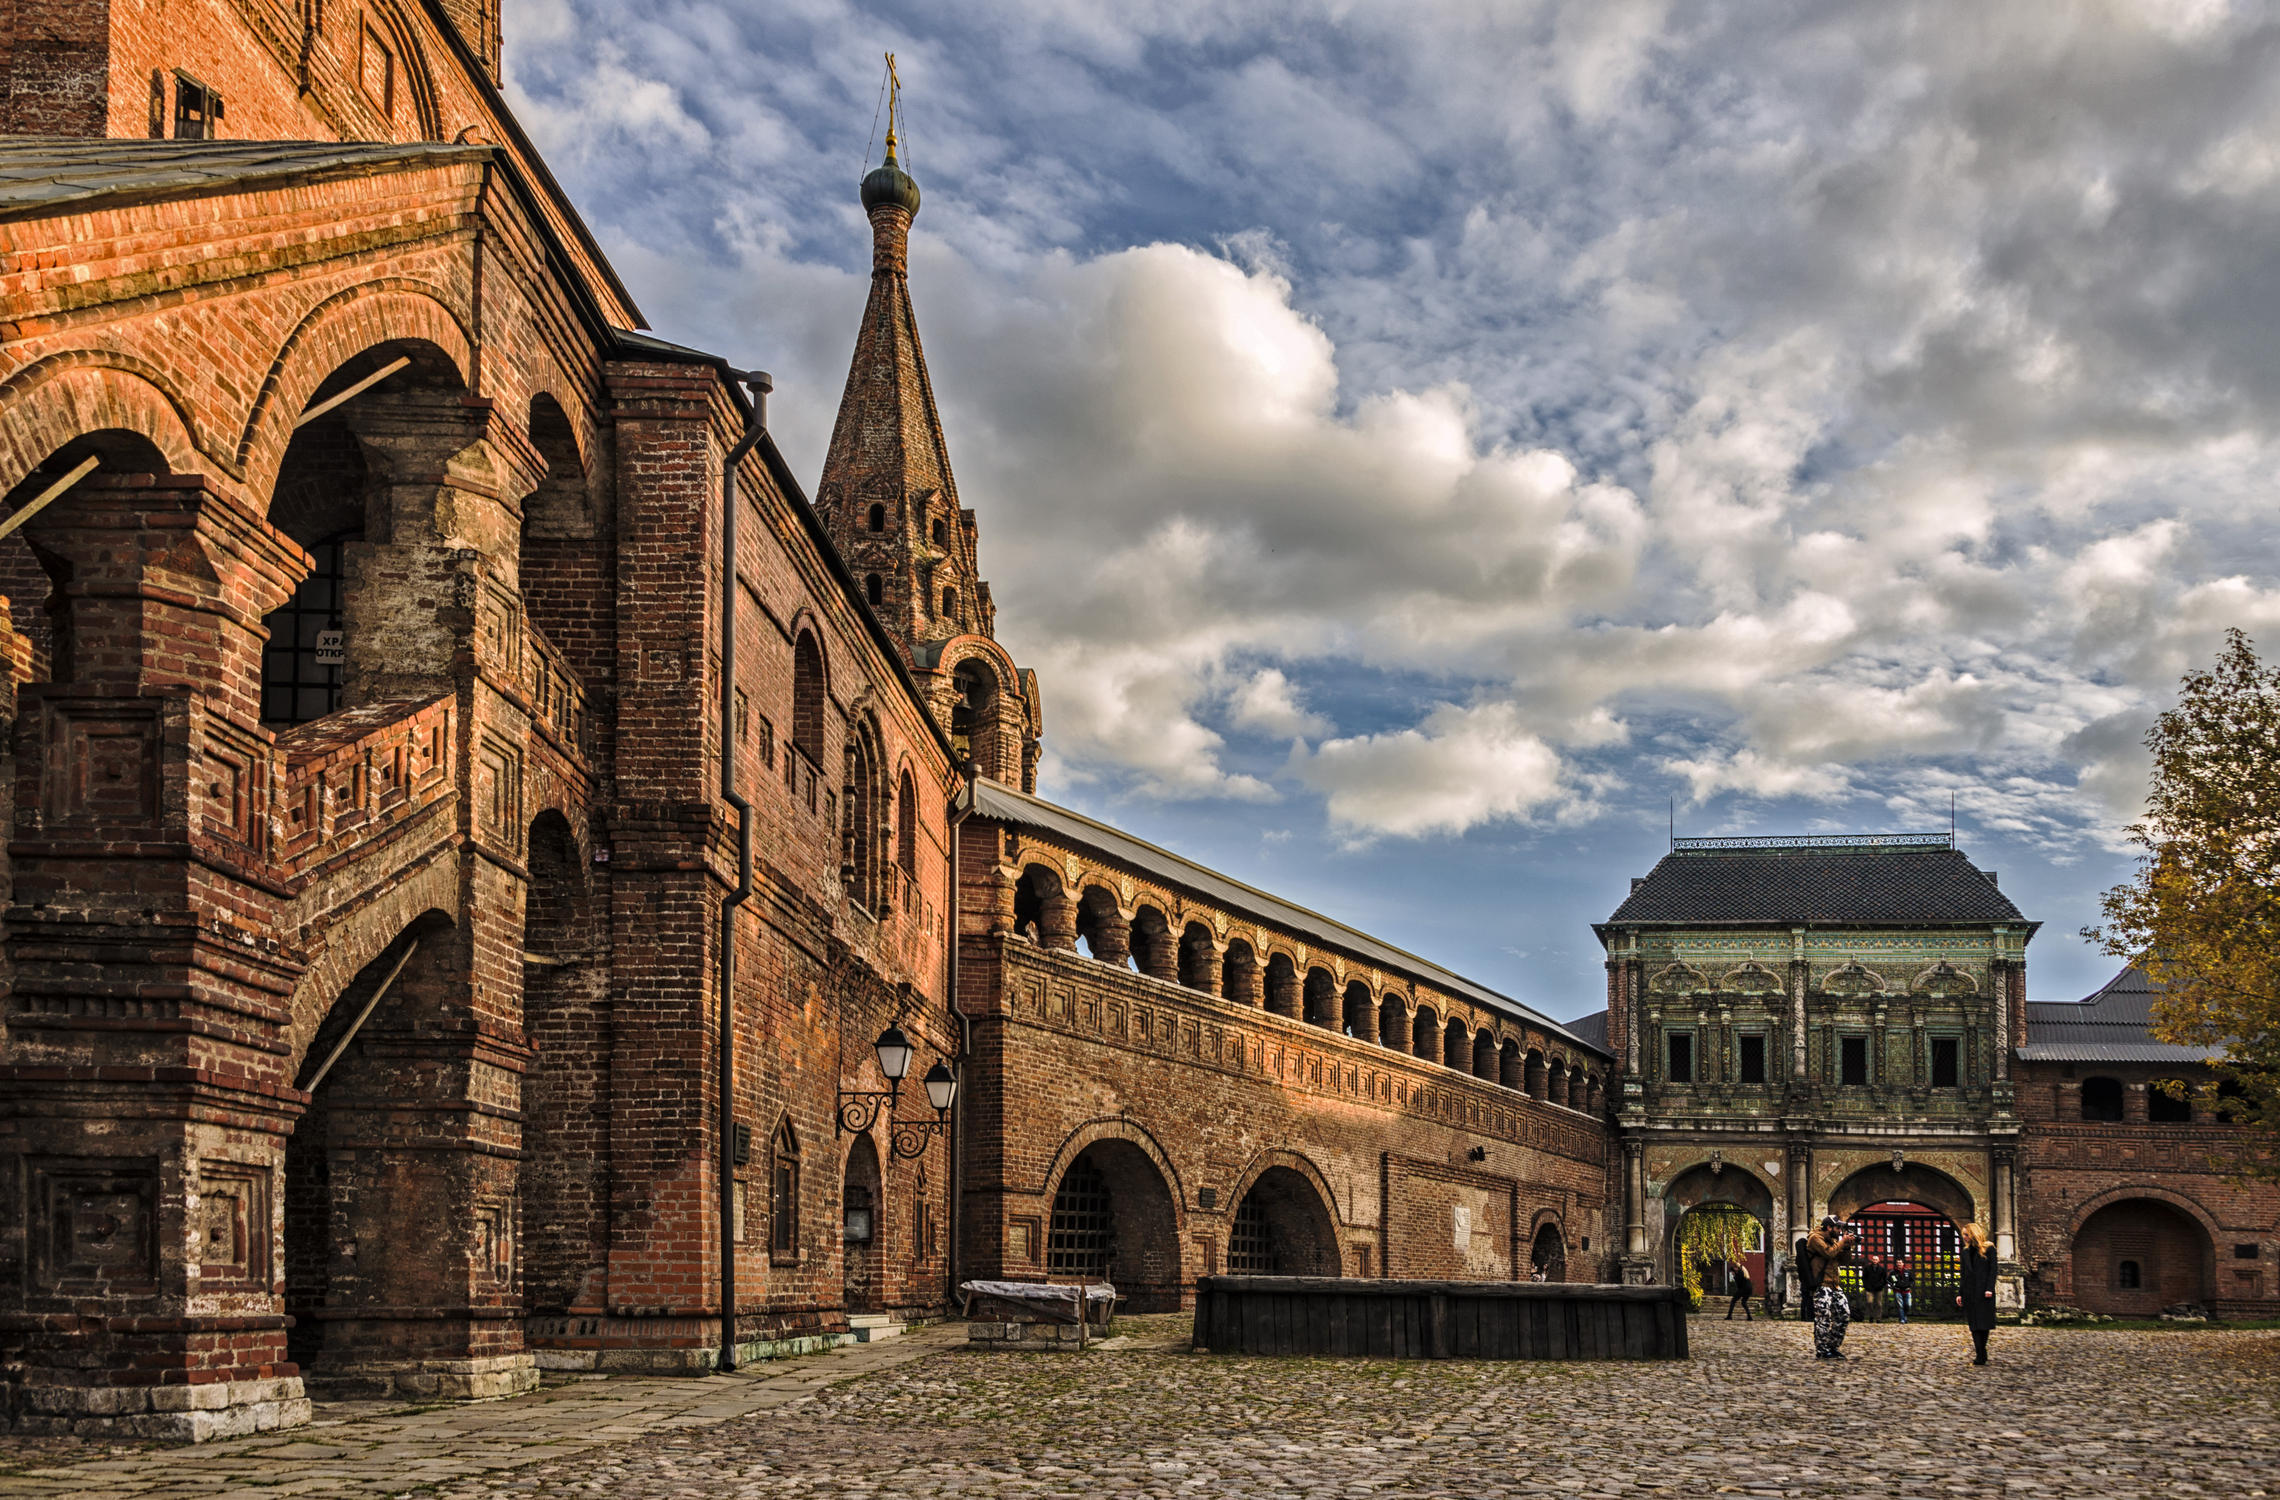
[1957,1221,1998,1364]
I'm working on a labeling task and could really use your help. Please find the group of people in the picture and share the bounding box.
[1713,1219,1999,1363]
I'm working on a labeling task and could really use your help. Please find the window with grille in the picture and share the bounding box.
[1046,1155,1113,1278]
[2117,1258,2142,1289]
[1228,1192,1281,1273]
[1739,1034,1766,1085]
[1931,1036,1960,1088]
[770,1126,800,1256]
[262,536,348,725]
[1841,1035,1869,1086]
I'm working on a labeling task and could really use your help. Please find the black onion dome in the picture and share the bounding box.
[861,141,921,217]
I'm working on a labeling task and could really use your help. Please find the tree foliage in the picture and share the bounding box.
[1676,1204,1758,1310]
[2088,630,2280,1173]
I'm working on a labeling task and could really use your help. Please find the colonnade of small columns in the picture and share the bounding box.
[1013,863,1604,1114]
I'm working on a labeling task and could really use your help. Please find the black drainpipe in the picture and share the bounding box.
[717,368,771,1373]
[946,778,975,1297]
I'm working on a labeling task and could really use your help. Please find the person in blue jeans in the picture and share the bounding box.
[1890,1258,1914,1323]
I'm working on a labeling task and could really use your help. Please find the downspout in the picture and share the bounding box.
[946,776,975,1297]
[717,368,772,1373]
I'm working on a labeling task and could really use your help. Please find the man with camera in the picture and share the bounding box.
[1800,1216,1859,1360]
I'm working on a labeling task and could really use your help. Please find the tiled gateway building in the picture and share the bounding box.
[0,0,2270,1450]
[1578,836,2278,1319]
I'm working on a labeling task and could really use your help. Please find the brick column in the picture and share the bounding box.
[580,359,739,1370]
[1037,889,1077,950]
[1090,909,1131,968]
[341,392,545,708]
[1,474,310,1440]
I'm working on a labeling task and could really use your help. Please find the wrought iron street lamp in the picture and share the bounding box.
[837,1024,959,1160]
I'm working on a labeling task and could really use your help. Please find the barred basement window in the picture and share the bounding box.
[1931,1037,1960,1089]
[1227,1192,1281,1273]
[173,70,223,138]
[1739,1034,1766,1085]
[1046,1155,1113,1278]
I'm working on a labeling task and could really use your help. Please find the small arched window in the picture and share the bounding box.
[931,517,946,545]
[942,587,958,621]
[792,631,825,766]
[867,503,885,533]
[2149,1084,2192,1123]
[2117,1258,2141,1289]
[896,769,918,876]
[771,1121,801,1256]
[865,574,883,606]
[2080,1077,2125,1122]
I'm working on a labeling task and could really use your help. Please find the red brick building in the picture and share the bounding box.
[0,0,964,1439]
[0,0,2272,1454]
[2017,967,2277,1318]
[0,0,1607,1445]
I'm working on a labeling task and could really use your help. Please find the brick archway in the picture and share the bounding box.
[1041,1120,1187,1311]
[236,279,472,490]
[2069,1194,2216,1315]
[1226,1148,1346,1234]
[0,357,207,497]
[1035,1116,1187,1208]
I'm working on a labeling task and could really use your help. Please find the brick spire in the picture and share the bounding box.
[817,127,998,660]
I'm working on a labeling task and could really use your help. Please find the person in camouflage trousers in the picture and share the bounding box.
[1802,1217,1858,1360]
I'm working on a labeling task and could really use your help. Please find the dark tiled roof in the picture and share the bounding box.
[1563,1010,1609,1051]
[967,780,1604,1056]
[1605,845,2026,926]
[0,137,489,222]
[2020,966,2221,1064]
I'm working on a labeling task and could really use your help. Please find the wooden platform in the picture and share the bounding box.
[1192,1277,1690,1361]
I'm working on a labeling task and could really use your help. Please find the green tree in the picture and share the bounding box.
[2088,630,2280,1173]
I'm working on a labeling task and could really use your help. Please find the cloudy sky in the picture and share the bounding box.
[505,0,2280,1019]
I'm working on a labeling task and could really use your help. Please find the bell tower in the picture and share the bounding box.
[818,59,1042,789]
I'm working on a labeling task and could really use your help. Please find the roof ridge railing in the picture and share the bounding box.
[1670,832,1953,852]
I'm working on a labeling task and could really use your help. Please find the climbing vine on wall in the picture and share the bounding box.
[1676,1204,1759,1310]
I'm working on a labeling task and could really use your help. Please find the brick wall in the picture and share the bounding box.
[2015,1058,2279,1317]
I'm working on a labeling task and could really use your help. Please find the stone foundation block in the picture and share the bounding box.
[302,1353,538,1402]
[8,1376,311,1443]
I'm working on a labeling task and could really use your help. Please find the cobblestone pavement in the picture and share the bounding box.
[4,1315,2276,1498]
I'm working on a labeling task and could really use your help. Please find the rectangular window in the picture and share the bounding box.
[2236,1243,2261,1260]
[1931,1037,1960,1088]
[731,1181,747,1244]
[1739,1034,1767,1085]
[757,715,775,768]
[770,1153,797,1256]
[173,71,223,139]
[1841,1035,1869,1087]
[1666,1032,1694,1085]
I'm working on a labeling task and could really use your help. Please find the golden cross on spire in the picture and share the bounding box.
[884,52,904,159]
